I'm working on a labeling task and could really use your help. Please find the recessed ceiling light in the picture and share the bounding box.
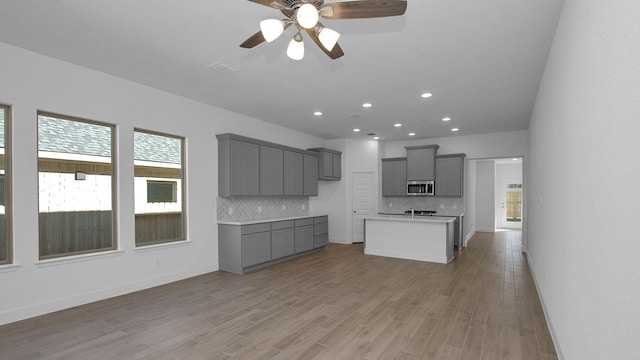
[362,103,373,108]
[353,128,361,132]
[442,117,452,122]
[373,136,380,140]
[421,92,433,98]
[409,133,416,136]
[394,123,402,127]
[512,158,519,161]
[313,111,323,116]
[451,128,460,132]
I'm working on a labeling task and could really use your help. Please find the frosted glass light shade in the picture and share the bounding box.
[297,4,318,29]
[318,27,340,51]
[287,37,304,60]
[260,19,284,42]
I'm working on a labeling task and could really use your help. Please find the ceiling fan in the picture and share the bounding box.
[240,0,408,60]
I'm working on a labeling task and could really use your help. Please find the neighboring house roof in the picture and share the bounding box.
[37,115,181,165]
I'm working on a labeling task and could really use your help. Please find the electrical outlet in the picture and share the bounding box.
[301,204,305,210]
[258,206,262,213]
[228,207,233,215]
[282,204,286,211]
[389,202,393,208]
[155,258,161,267]
[440,204,445,209]
[453,204,457,210]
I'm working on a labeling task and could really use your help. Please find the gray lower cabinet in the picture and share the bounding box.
[271,220,295,258]
[313,216,329,248]
[382,157,407,196]
[294,218,314,253]
[435,154,465,197]
[219,216,329,274]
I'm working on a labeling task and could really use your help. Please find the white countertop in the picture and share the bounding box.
[366,214,454,223]
[218,214,329,226]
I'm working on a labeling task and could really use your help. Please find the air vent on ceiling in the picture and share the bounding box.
[349,113,362,119]
[366,133,376,136]
[207,62,237,75]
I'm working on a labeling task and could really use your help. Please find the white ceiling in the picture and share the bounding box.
[0,0,564,141]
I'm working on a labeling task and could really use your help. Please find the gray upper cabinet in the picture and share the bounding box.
[260,145,284,195]
[406,145,439,181]
[382,158,408,197]
[303,154,319,196]
[435,154,466,197]
[308,148,342,181]
[284,150,303,196]
[217,133,319,197]
[217,136,260,197]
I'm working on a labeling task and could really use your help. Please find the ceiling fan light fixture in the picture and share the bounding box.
[297,3,319,29]
[260,19,285,42]
[287,32,304,60]
[318,27,340,51]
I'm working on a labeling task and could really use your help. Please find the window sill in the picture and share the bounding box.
[36,249,125,268]
[134,240,192,253]
[0,263,21,274]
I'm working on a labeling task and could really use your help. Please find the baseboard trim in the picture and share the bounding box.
[526,253,565,360]
[0,265,218,326]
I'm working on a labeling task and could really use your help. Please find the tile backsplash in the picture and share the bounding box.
[380,197,464,216]
[217,196,309,221]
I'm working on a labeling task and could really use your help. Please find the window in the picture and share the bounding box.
[134,130,185,246]
[0,104,12,265]
[506,183,523,222]
[38,112,116,259]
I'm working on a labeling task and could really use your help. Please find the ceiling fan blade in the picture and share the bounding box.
[321,0,407,19]
[304,28,345,60]
[247,0,287,10]
[240,31,266,48]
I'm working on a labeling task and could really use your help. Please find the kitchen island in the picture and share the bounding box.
[364,215,455,264]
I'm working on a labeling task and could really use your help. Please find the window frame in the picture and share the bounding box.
[37,111,118,260]
[0,103,12,265]
[133,128,187,247]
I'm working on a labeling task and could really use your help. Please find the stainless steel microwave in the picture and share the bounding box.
[407,180,434,196]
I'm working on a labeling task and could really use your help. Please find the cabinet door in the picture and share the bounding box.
[314,234,329,248]
[271,228,295,259]
[382,159,407,196]
[260,146,284,195]
[283,150,303,196]
[332,153,341,179]
[242,231,271,267]
[303,154,318,196]
[294,225,314,253]
[435,157,464,197]
[407,148,435,181]
[435,158,450,197]
[230,140,260,195]
[322,152,333,178]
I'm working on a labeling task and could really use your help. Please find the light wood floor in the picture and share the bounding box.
[0,231,557,360]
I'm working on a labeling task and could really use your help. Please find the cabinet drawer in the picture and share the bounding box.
[271,220,294,230]
[294,218,314,227]
[314,222,328,236]
[241,223,271,235]
[313,216,328,224]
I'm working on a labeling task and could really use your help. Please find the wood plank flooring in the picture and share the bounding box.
[0,231,557,359]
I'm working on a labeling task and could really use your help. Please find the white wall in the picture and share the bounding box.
[0,43,326,325]
[475,160,496,232]
[527,0,640,358]
[310,139,380,244]
[384,130,528,159]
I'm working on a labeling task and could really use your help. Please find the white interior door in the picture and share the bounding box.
[498,178,523,229]
[352,172,373,243]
